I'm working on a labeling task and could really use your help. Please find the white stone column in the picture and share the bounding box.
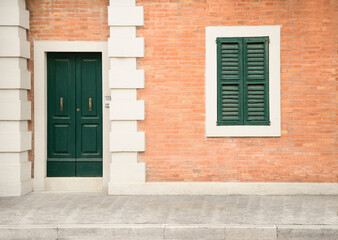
[108,0,146,193]
[0,0,32,196]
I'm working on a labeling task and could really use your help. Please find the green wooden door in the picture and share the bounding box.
[47,52,102,177]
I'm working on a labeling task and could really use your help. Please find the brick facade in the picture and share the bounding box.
[136,0,337,182]
[26,0,337,182]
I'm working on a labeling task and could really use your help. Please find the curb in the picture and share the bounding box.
[0,224,337,240]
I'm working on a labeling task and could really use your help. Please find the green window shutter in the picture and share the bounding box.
[217,38,244,125]
[243,37,270,125]
[217,37,270,126]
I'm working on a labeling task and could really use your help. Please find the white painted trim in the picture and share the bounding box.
[0,179,32,197]
[45,178,103,192]
[0,7,30,29]
[205,26,281,137]
[0,131,31,152]
[33,41,110,193]
[109,0,136,7]
[110,132,145,152]
[0,100,30,120]
[109,163,145,183]
[109,100,145,120]
[108,38,144,57]
[107,0,146,189]
[109,69,144,89]
[0,161,31,182]
[108,6,144,26]
[109,182,338,195]
[0,68,31,89]
[0,35,30,59]
[0,0,32,197]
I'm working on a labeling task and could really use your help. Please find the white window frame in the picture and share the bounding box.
[205,26,281,137]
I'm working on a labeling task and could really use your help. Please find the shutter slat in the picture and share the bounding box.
[247,58,264,62]
[222,86,239,90]
[247,54,264,58]
[221,44,238,49]
[221,50,239,54]
[222,104,239,107]
[222,71,239,75]
[247,49,264,53]
[222,67,239,70]
[221,54,240,58]
[247,44,264,49]
[247,62,264,66]
[223,99,239,103]
[222,62,239,66]
[221,58,239,62]
[247,66,264,70]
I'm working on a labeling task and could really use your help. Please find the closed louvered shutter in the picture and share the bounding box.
[217,37,270,126]
[217,38,243,125]
[244,37,269,125]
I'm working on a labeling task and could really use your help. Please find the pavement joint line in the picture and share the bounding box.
[0,224,337,228]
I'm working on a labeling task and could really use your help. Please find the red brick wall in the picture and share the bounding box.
[136,0,337,182]
[26,0,337,182]
[26,0,109,174]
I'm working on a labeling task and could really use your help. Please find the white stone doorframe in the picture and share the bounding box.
[33,41,110,192]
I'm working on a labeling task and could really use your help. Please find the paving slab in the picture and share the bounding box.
[277,225,338,240]
[164,225,224,240]
[0,193,337,239]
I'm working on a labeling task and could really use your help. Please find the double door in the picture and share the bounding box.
[47,52,102,177]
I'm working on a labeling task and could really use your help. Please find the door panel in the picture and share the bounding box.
[76,54,102,176]
[47,54,76,177]
[80,59,98,117]
[47,52,102,177]
[81,124,99,153]
[55,59,71,117]
[53,124,71,153]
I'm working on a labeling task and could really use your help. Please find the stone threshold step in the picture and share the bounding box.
[0,224,337,240]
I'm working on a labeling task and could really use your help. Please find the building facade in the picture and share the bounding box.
[0,0,337,196]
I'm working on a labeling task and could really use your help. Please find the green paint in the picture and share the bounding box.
[47,53,102,177]
[217,37,270,126]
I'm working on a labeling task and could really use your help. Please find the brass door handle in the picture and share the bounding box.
[89,98,92,111]
[60,97,63,111]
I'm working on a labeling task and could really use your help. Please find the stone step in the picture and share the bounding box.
[0,224,337,240]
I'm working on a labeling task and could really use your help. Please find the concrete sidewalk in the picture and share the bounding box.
[0,193,337,239]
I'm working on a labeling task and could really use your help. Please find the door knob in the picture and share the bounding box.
[77,108,80,112]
